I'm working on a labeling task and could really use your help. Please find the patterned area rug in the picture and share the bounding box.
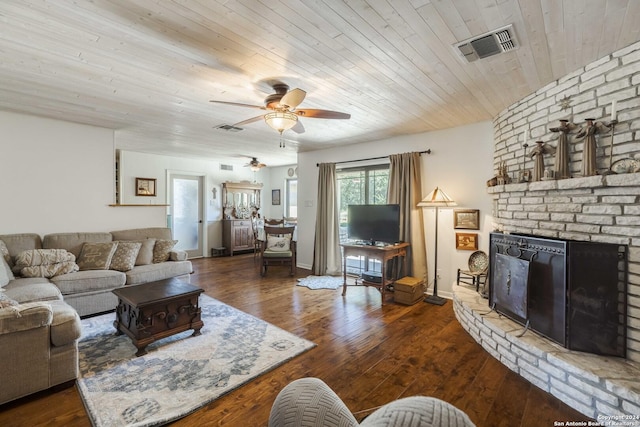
[77,295,315,427]
[296,275,343,290]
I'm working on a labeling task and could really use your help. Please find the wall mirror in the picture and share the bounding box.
[222,181,263,219]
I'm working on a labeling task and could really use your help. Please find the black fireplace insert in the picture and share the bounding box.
[489,232,627,357]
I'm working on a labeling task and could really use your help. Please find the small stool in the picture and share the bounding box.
[457,250,488,292]
[211,247,226,257]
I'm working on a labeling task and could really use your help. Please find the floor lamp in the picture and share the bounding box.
[418,187,457,305]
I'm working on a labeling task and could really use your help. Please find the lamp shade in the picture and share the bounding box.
[417,187,457,207]
[264,111,298,133]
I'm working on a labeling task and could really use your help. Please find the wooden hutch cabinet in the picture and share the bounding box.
[222,219,254,255]
[221,181,262,256]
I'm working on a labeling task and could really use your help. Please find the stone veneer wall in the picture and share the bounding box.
[491,40,640,364]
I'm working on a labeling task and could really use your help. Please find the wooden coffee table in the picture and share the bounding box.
[112,278,204,356]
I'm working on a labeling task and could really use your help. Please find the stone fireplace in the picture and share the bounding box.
[453,39,640,419]
[451,175,640,419]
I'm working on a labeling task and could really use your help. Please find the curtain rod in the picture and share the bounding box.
[316,149,431,167]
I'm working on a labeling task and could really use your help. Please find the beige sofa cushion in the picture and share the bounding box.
[49,300,81,347]
[0,234,42,259]
[51,270,126,296]
[4,278,63,303]
[124,261,192,285]
[43,232,112,258]
[76,242,117,270]
[0,302,53,335]
[110,227,173,241]
[134,239,156,265]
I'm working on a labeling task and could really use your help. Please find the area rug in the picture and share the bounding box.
[296,275,343,290]
[77,295,316,427]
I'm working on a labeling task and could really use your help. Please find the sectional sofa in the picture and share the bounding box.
[0,227,193,404]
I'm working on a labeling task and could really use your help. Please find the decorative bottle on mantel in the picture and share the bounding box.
[550,119,576,179]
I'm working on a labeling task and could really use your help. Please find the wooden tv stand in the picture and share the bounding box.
[341,242,410,305]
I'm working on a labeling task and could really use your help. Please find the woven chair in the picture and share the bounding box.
[260,226,296,276]
[456,250,488,292]
[264,218,284,226]
[269,377,475,427]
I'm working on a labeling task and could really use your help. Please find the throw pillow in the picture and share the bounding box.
[266,235,291,252]
[153,239,177,263]
[0,257,14,287]
[77,242,118,270]
[110,241,142,272]
[134,239,156,266]
[0,240,12,268]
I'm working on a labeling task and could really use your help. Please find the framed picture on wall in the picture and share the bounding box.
[135,178,156,196]
[272,189,281,205]
[454,209,480,230]
[456,233,478,251]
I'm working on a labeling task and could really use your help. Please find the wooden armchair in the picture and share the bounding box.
[264,218,284,226]
[260,226,296,276]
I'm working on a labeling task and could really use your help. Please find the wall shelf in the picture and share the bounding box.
[108,204,170,207]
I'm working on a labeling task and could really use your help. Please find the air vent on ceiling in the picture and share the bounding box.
[220,164,234,171]
[455,25,517,62]
[215,124,243,132]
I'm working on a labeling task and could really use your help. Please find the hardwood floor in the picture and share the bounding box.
[0,255,590,427]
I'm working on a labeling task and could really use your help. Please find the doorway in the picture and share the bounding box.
[169,174,204,258]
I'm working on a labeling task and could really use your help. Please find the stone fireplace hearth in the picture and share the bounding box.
[453,286,640,419]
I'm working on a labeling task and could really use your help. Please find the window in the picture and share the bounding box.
[337,164,389,275]
[285,178,297,218]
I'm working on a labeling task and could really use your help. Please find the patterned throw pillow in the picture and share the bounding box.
[266,235,291,252]
[134,239,156,266]
[109,241,142,272]
[0,257,14,287]
[152,239,177,263]
[0,240,12,268]
[77,242,118,270]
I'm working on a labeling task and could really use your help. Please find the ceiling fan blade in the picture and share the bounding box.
[209,100,266,110]
[291,120,305,134]
[233,115,265,127]
[280,88,306,110]
[295,109,351,119]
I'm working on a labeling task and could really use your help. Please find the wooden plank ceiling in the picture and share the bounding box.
[1,0,638,167]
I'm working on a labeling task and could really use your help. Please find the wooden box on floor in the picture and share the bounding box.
[394,276,425,305]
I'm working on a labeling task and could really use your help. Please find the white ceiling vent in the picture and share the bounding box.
[220,164,234,171]
[215,124,243,132]
[455,25,517,62]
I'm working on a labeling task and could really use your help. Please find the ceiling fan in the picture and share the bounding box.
[210,82,351,136]
[245,157,266,171]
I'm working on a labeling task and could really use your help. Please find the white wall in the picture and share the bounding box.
[0,111,272,250]
[118,150,271,254]
[261,165,297,219]
[297,121,494,299]
[0,111,166,235]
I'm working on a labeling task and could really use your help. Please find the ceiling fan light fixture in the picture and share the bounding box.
[264,111,298,133]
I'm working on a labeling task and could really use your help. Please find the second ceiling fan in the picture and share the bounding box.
[210,82,350,135]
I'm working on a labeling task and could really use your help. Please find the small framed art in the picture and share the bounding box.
[456,233,478,251]
[135,178,156,197]
[272,189,281,205]
[454,209,480,230]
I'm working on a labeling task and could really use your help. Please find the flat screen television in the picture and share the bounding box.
[347,204,400,245]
